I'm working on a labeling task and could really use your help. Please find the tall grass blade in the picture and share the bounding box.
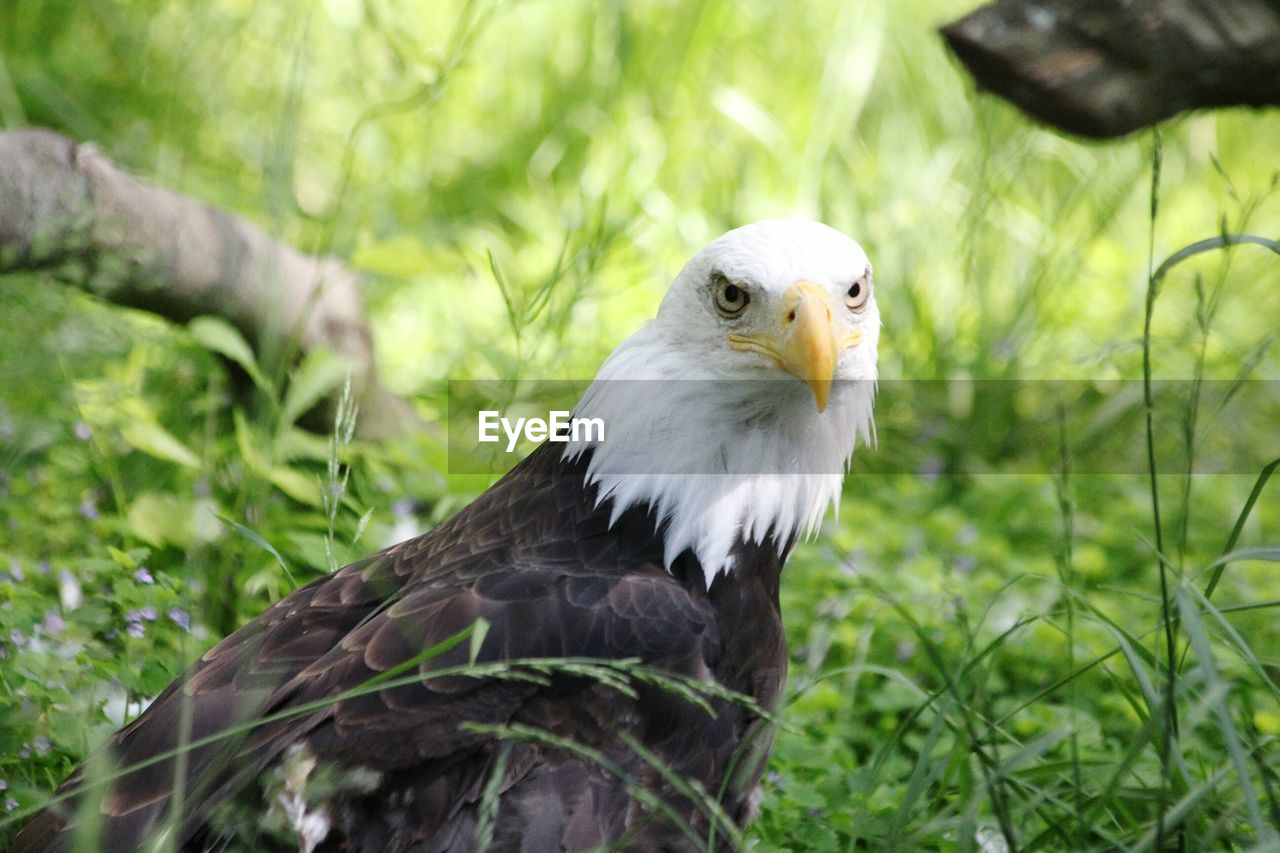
[1175,587,1270,842]
[1205,458,1280,599]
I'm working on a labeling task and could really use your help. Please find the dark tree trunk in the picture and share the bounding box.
[941,0,1280,139]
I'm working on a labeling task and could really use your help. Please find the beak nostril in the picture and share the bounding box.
[787,310,796,323]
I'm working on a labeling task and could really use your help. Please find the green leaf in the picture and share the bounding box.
[243,566,291,600]
[127,492,194,548]
[280,348,351,429]
[269,465,322,506]
[1176,588,1269,839]
[217,513,293,585]
[120,420,201,469]
[469,617,490,665]
[188,316,269,391]
[1219,459,1279,550]
[234,410,273,477]
[1205,545,1280,571]
[276,427,332,463]
[136,661,177,695]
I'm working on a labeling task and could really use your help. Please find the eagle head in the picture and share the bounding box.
[570,219,879,584]
[654,218,879,408]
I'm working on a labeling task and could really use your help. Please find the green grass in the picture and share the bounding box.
[3,0,1280,849]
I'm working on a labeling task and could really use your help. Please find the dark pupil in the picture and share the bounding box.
[849,282,861,299]
[724,284,741,304]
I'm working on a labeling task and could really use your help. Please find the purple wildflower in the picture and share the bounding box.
[74,421,92,441]
[953,554,978,575]
[0,778,8,791]
[8,558,23,582]
[41,611,66,636]
[920,417,948,440]
[4,797,17,812]
[391,498,414,519]
[32,736,51,757]
[9,629,26,647]
[169,608,191,632]
[125,608,157,635]
[918,456,945,482]
[895,640,917,662]
[134,567,154,584]
[80,498,99,520]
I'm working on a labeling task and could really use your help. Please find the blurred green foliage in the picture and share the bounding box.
[2,0,1280,849]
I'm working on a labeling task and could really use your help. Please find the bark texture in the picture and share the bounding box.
[941,0,1280,139]
[0,127,413,438]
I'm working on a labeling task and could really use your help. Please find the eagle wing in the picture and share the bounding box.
[11,550,404,851]
[16,455,726,852]
[236,559,722,851]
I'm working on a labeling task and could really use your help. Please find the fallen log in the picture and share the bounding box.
[0,128,415,438]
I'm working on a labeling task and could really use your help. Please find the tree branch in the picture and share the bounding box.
[940,0,1280,139]
[0,128,416,438]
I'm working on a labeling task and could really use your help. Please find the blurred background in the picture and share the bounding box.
[1,0,1279,848]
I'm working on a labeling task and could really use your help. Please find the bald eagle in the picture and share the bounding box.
[16,219,879,852]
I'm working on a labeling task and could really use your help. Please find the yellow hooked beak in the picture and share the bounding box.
[729,281,861,412]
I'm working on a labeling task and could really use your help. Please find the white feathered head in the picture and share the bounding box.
[570,220,879,584]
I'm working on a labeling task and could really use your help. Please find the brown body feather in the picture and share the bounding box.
[15,444,790,852]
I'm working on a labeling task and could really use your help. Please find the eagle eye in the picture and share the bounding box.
[712,274,750,317]
[845,272,871,311]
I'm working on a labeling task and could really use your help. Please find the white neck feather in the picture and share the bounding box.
[564,323,876,588]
